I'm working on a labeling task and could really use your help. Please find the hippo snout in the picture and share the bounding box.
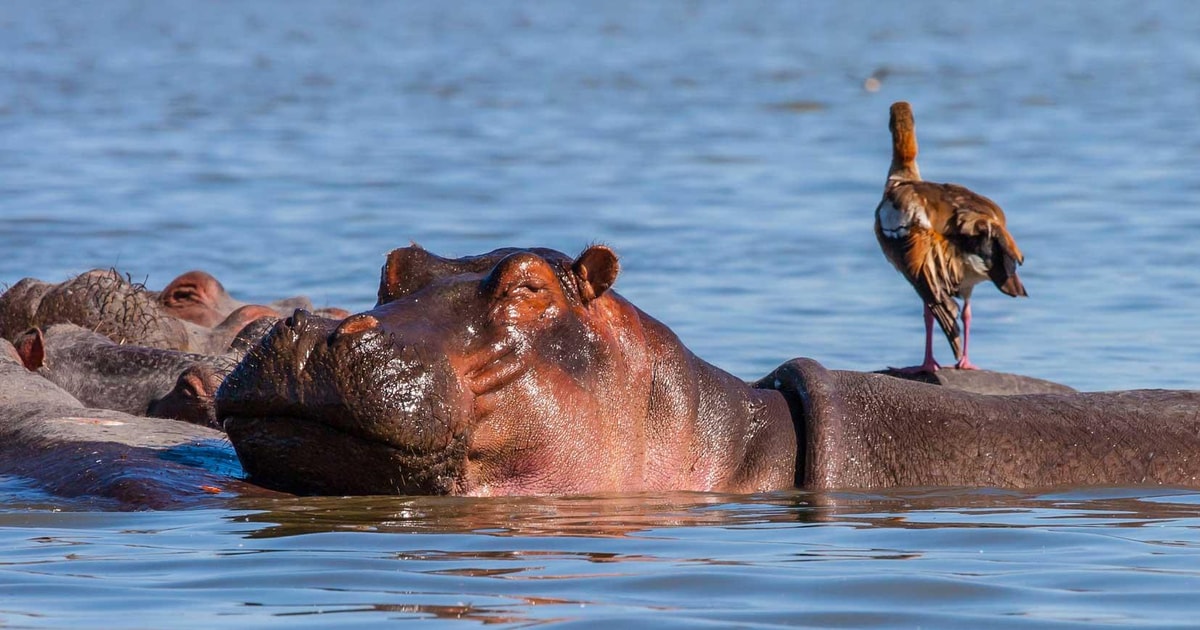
[216,309,469,495]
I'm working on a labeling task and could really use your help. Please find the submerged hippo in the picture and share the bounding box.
[182,304,282,356]
[158,270,350,328]
[0,269,345,354]
[14,324,239,429]
[760,359,1200,489]
[0,270,190,350]
[216,245,1200,496]
[0,339,272,509]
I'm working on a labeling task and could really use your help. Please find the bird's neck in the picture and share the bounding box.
[888,122,921,182]
[888,158,921,183]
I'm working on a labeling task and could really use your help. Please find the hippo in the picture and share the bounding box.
[182,304,282,355]
[0,277,53,344]
[1,269,347,354]
[228,314,283,355]
[759,359,1200,489]
[0,338,275,509]
[0,269,190,350]
[158,270,350,328]
[14,324,240,429]
[218,245,798,496]
[5,245,1200,507]
[216,244,1200,497]
[875,366,1075,396]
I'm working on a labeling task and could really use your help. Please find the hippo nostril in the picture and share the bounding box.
[286,308,312,329]
[330,314,380,343]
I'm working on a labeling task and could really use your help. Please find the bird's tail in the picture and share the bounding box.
[996,272,1026,298]
[929,297,963,361]
[989,229,1028,298]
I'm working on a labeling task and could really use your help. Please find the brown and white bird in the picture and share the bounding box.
[874,101,1027,373]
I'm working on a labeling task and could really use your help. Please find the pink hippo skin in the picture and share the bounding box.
[7,247,1200,503]
[180,304,281,356]
[218,245,798,496]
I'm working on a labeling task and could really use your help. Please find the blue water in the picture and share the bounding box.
[2,1,1200,626]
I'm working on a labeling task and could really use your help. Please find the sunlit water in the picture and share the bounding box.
[5,486,1200,628]
[2,1,1200,627]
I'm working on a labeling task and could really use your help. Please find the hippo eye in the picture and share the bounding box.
[507,281,546,298]
[167,287,200,304]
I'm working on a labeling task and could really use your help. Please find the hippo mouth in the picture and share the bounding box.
[216,311,470,496]
[223,413,467,496]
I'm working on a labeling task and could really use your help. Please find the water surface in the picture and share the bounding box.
[6,487,1200,628]
[2,1,1199,626]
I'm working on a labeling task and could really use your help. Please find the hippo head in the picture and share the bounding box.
[1,270,191,349]
[217,245,647,496]
[148,364,230,430]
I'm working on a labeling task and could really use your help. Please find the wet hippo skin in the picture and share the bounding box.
[6,247,1200,503]
[760,358,1200,489]
[218,245,798,496]
[216,244,1200,497]
[876,367,1075,395]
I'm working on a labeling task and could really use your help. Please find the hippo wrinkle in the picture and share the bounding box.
[464,342,525,396]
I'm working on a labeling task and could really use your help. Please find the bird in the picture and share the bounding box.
[874,101,1027,373]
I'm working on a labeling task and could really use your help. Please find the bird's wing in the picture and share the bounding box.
[879,185,965,359]
[938,183,1027,297]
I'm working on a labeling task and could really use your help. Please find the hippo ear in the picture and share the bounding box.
[175,367,209,400]
[14,327,45,371]
[161,271,220,307]
[378,244,434,306]
[572,245,620,303]
[160,271,229,327]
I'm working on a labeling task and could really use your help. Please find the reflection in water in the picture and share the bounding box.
[810,486,1200,529]
[206,488,1200,625]
[230,492,799,538]
[275,600,573,625]
[3,486,1200,626]
[228,487,1200,540]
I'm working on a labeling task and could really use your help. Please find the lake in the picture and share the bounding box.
[2,1,1199,626]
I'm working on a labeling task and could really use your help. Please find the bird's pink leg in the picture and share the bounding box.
[955,300,980,370]
[897,305,941,374]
